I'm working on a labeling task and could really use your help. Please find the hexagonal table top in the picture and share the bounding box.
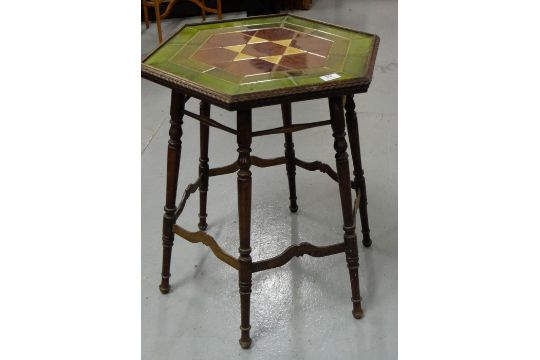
[142,15,379,108]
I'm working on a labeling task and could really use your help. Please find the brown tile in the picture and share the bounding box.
[200,32,251,49]
[242,30,257,36]
[192,47,238,67]
[278,53,326,70]
[242,42,287,57]
[290,34,333,57]
[272,64,304,77]
[274,65,294,72]
[224,58,275,76]
[255,28,297,41]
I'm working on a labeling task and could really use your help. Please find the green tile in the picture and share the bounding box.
[239,17,284,26]
[190,21,244,31]
[145,44,184,66]
[237,78,296,94]
[325,39,350,71]
[192,17,283,30]
[197,73,240,94]
[349,37,374,57]
[167,26,199,44]
[342,54,370,76]
[240,70,291,84]
[281,22,311,34]
[206,68,244,85]
[171,54,214,73]
[170,40,209,66]
[292,71,355,86]
[149,61,200,81]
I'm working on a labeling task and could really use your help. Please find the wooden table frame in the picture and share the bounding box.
[142,14,378,349]
[156,92,373,349]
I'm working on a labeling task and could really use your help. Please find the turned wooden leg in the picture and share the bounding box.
[160,90,186,294]
[200,0,207,20]
[217,0,223,19]
[281,102,298,212]
[153,1,163,43]
[345,95,372,247]
[198,101,210,231]
[142,0,149,29]
[329,96,364,319]
[237,109,253,349]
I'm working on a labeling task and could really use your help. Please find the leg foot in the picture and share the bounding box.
[239,326,252,349]
[362,237,372,248]
[352,306,364,319]
[352,297,364,319]
[239,339,252,349]
[159,282,170,294]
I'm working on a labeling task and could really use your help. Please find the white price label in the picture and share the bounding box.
[320,73,341,81]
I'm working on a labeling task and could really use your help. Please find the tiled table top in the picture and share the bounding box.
[142,15,378,106]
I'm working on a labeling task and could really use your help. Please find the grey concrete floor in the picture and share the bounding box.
[142,1,397,359]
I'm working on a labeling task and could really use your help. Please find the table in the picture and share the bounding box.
[142,14,379,349]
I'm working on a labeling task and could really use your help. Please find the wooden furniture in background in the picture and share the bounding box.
[142,0,223,43]
[286,0,312,10]
[142,14,379,349]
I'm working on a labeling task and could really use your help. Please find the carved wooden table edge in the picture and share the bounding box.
[141,62,376,110]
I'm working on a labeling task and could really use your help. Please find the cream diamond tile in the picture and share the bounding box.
[224,44,246,53]
[260,55,282,64]
[273,39,292,47]
[284,47,306,55]
[234,53,256,61]
[247,36,268,44]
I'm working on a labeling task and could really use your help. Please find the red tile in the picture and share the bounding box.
[290,34,333,57]
[242,42,287,57]
[255,28,297,41]
[224,59,276,76]
[278,53,326,70]
[192,47,238,67]
[200,32,251,49]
